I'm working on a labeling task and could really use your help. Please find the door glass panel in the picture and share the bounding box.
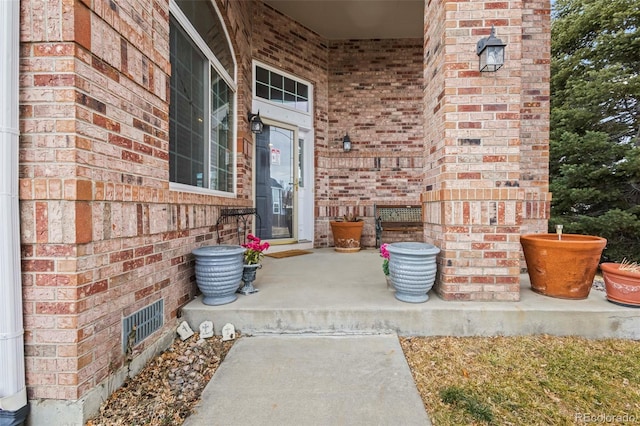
[255,124,295,241]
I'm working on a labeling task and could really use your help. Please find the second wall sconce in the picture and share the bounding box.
[248,111,264,134]
[476,26,506,72]
[342,133,352,152]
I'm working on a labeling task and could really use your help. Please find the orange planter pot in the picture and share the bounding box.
[520,234,607,299]
[329,221,364,253]
[600,263,640,307]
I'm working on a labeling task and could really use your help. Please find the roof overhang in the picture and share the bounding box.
[263,0,424,39]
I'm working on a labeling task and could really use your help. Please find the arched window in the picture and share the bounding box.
[169,0,237,193]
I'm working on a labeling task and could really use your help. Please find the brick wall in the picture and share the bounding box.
[422,0,447,248]
[252,5,425,248]
[17,0,551,414]
[423,1,531,301]
[19,0,254,403]
[520,0,552,235]
[322,39,425,247]
[251,3,332,244]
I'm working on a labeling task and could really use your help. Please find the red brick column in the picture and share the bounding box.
[423,1,549,301]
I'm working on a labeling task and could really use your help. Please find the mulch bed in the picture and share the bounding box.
[86,333,235,426]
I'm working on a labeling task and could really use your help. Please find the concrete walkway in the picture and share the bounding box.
[180,247,639,426]
[183,334,431,426]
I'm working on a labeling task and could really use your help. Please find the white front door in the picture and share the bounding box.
[252,62,314,246]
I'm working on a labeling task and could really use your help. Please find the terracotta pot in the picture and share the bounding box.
[329,221,364,253]
[600,263,640,307]
[520,234,606,299]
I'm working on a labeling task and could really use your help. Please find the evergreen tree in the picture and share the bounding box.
[551,0,640,262]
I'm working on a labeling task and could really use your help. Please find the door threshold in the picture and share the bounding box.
[267,241,314,254]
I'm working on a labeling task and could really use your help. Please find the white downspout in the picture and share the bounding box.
[0,0,28,419]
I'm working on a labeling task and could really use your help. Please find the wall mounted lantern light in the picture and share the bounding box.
[476,26,506,72]
[342,133,352,152]
[248,111,264,134]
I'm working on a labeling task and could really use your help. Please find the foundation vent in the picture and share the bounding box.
[122,299,164,353]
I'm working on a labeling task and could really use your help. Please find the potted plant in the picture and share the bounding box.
[192,245,246,305]
[380,243,393,291]
[520,227,607,299]
[600,258,640,307]
[329,213,364,253]
[238,234,269,295]
[387,242,440,303]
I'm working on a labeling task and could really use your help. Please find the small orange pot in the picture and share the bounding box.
[600,263,640,307]
[520,234,607,299]
[329,221,364,253]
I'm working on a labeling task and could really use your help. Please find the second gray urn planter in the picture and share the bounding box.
[192,245,246,305]
[388,242,440,303]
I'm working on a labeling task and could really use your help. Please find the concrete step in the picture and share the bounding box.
[181,249,640,339]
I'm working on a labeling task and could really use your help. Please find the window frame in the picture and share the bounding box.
[252,62,312,114]
[169,0,238,196]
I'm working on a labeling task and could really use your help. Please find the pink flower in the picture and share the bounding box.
[380,243,390,276]
[242,234,270,264]
[380,243,390,260]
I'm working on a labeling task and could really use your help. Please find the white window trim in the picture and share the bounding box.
[251,60,313,129]
[170,1,237,89]
[169,0,238,196]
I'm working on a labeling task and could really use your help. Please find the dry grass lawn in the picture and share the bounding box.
[400,335,640,425]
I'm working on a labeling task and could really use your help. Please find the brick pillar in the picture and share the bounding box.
[423,1,550,301]
[19,0,171,404]
[520,0,552,236]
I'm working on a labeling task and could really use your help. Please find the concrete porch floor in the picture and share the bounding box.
[181,248,640,339]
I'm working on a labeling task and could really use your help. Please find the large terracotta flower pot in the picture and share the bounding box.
[600,263,640,307]
[329,221,364,253]
[520,234,606,299]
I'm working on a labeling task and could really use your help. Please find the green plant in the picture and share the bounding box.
[341,213,362,222]
[440,386,494,423]
[550,0,640,265]
[550,208,640,263]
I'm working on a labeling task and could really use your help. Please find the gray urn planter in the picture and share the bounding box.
[192,245,246,305]
[388,242,440,303]
[238,263,261,295]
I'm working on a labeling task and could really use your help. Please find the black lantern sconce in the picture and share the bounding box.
[476,26,506,72]
[247,111,264,134]
[342,133,352,152]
